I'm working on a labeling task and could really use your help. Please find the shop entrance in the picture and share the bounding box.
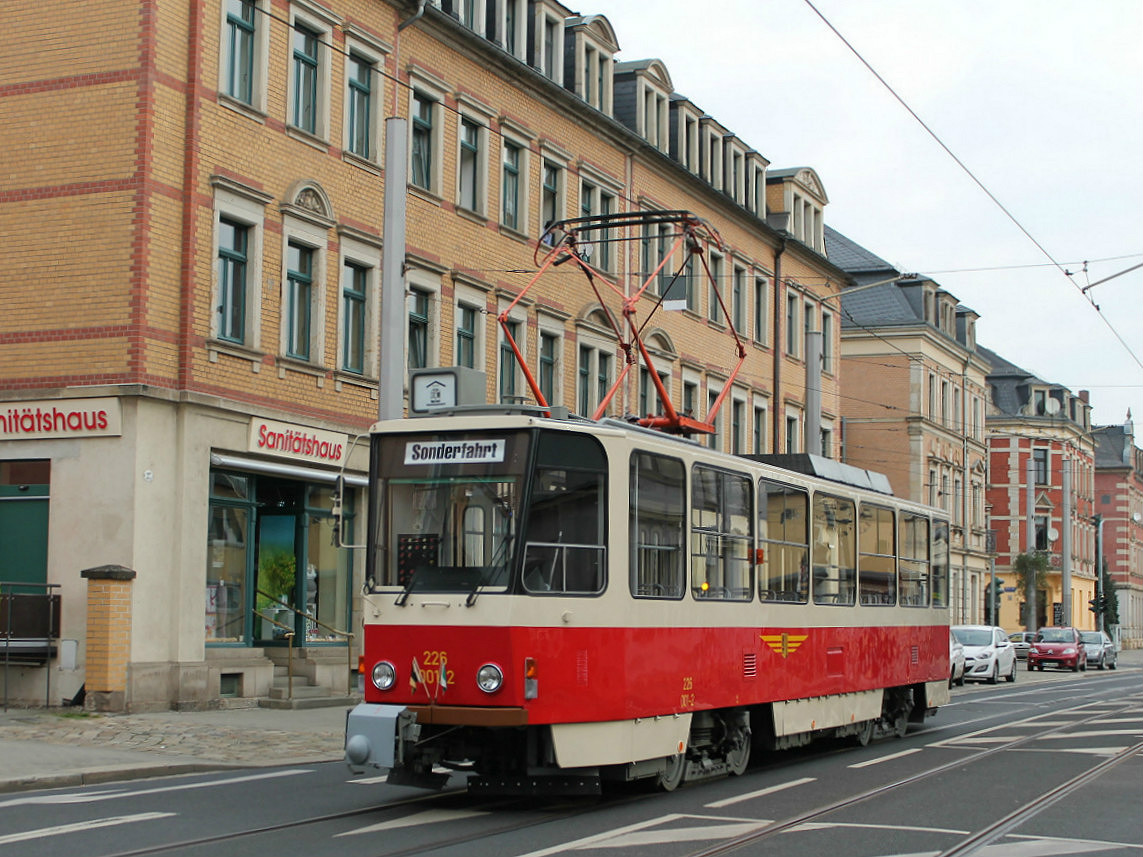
[207,469,352,647]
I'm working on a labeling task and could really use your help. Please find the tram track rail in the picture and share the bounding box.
[81,676,1142,857]
[685,690,1143,857]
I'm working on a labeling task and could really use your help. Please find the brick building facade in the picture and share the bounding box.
[1,0,848,708]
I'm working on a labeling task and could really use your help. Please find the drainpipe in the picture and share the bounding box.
[399,0,427,31]
[772,237,787,451]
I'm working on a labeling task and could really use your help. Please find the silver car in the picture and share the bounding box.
[1008,630,1036,660]
[1079,630,1118,670]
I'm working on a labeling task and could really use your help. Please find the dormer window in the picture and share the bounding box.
[534,4,563,82]
[501,0,526,60]
[700,117,727,189]
[566,16,617,115]
[766,168,827,252]
[724,137,747,204]
[746,152,768,217]
[670,98,701,173]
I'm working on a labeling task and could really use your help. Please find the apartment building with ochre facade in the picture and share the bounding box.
[1,0,852,709]
[826,228,992,625]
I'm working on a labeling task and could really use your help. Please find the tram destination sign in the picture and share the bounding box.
[404,439,505,465]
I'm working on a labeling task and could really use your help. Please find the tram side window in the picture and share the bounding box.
[812,493,856,606]
[630,452,686,599]
[899,513,930,607]
[931,519,949,608]
[758,479,808,603]
[522,432,607,595]
[858,504,896,606]
[691,465,753,600]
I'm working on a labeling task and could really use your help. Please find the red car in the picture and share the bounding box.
[1028,627,1088,672]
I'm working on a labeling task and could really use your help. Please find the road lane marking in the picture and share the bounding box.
[0,769,310,809]
[705,776,816,808]
[847,747,921,768]
[512,814,770,857]
[0,812,175,845]
[336,808,490,836]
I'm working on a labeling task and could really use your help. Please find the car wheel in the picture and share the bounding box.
[957,669,966,687]
[1072,659,1080,672]
[988,663,999,684]
[1027,662,1035,672]
[1096,656,1105,671]
[1109,658,1117,670]
[1006,660,1016,682]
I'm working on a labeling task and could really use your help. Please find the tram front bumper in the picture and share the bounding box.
[345,703,408,772]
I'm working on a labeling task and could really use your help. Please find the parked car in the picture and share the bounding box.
[1008,630,1036,660]
[949,629,966,687]
[952,625,1017,684]
[1079,630,1117,670]
[1028,627,1087,672]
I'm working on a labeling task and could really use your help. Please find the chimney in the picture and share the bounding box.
[1079,390,1090,403]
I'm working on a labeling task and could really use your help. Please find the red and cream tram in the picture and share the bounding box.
[345,409,951,794]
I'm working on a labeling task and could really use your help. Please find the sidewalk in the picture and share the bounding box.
[0,702,355,793]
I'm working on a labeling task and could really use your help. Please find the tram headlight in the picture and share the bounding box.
[371,661,396,691]
[477,663,504,694]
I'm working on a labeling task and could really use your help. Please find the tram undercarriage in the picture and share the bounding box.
[350,681,940,796]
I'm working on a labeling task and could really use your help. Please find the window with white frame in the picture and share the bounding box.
[500,0,526,60]
[732,264,746,331]
[753,275,768,345]
[820,423,833,459]
[409,73,446,194]
[731,395,746,454]
[708,252,724,323]
[702,121,725,189]
[338,231,380,377]
[458,117,484,214]
[673,103,700,172]
[821,310,834,374]
[706,384,723,451]
[220,0,269,114]
[724,139,746,204]
[540,158,565,238]
[576,338,614,418]
[785,409,800,454]
[747,154,767,217]
[574,32,613,114]
[499,316,523,402]
[786,292,799,357]
[280,211,329,363]
[501,138,524,232]
[640,81,669,151]
[641,216,672,295]
[343,32,387,163]
[457,0,485,33]
[579,173,617,272]
[406,270,439,372]
[288,5,334,141]
[752,400,768,454]
[804,299,816,357]
[535,6,563,82]
[211,178,269,349]
[538,327,562,406]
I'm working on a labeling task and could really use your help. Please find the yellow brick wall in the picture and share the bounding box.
[84,578,134,693]
[5,0,843,450]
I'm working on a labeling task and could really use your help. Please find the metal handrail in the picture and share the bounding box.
[2,581,62,711]
[254,590,354,699]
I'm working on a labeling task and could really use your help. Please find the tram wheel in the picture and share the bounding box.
[657,753,686,792]
[726,730,751,776]
[854,719,875,747]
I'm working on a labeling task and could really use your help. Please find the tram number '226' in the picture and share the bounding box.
[680,675,696,709]
[422,650,455,686]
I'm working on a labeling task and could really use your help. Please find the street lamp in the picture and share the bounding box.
[1094,512,1142,633]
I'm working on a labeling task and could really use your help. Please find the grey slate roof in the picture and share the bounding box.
[824,225,896,278]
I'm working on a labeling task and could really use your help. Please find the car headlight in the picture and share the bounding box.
[371,661,396,691]
[477,663,504,693]
[1063,648,1076,655]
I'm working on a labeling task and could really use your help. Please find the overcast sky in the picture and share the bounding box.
[596,0,1143,430]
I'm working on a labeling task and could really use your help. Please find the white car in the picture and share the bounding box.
[949,629,966,687]
[952,625,1017,684]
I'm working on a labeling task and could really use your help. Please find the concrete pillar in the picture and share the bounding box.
[80,564,136,712]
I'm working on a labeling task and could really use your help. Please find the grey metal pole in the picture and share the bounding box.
[1025,454,1035,631]
[804,330,822,456]
[379,117,409,422]
[1062,457,1072,626]
[1096,516,1105,633]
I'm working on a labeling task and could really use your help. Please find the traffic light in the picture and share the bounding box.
[1088,597,1100,613]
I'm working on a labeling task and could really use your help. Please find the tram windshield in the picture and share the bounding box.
[371,430,530,596]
